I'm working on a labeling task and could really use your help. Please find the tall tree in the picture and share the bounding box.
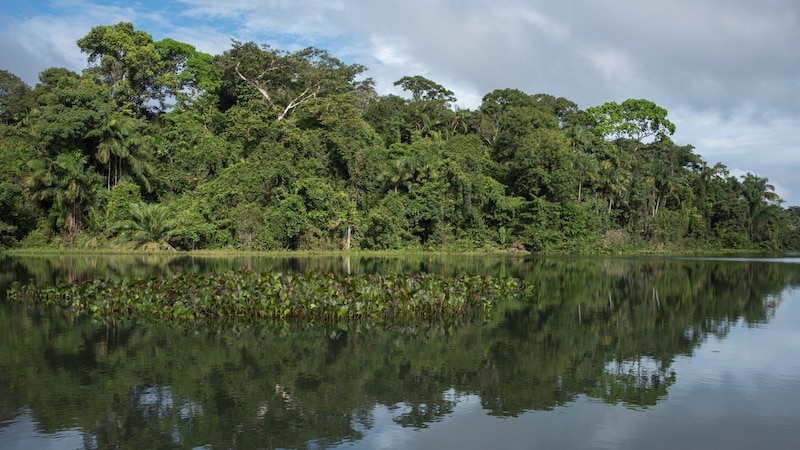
[154,38,219,105]
[85,114,155,191]
[393,75,457,140]
[739,173,782,243]
[393,76,456,104]
[0,70,33,125]
[26,150,101,233]
[29,68,112,156]
[586,99,676,152]
[506,128,577,203]
[363,94,412,146]
[77,22,167,113]
[219,41,367,120]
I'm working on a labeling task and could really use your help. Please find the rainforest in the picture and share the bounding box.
[1,22,798,253]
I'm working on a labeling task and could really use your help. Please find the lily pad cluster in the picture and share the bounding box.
[6,271,524,331]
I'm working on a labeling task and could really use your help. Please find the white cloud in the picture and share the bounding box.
[0,15,86,84]
[671,107,800,203]
[585,47,638,85]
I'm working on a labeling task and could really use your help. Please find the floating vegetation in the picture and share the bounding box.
[6,271,524,332]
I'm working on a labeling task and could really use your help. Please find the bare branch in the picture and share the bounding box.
[234,62,271,103]
[277,84,320,121]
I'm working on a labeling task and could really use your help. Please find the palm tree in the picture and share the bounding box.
[26,150,100,233]
[386,157,414,193]
[86,115,155,191]
[110,202,179,250]
[573,150,599,203]
[739,173,782,241]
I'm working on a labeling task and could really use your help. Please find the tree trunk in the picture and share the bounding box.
[653,193,661,218]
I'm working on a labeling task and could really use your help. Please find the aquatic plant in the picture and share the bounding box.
[6,271,524,331]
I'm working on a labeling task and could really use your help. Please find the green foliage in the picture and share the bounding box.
[0,182,22,245]
[16,223,52,248]
[394,75,456,104]
[29,68,114,155]
[363,190,414,249]
[586,98,676,146]
[497,226,510,247]
[217,41,367,121]
[154,37,220,104]
[1,23,798,252]
[0,128,39,244]
[170,196,216,250]
[85,114,155,191]
[155,106,234,193]
[9,270,523,331]
[230,202,273,250]
[110,201,179,250]
[25,150,102,233]
[105,181,142,231]
[0,69,33,125]
[77,22,168,112]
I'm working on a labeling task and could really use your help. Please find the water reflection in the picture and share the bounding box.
[0,410,85,450]
[0,255,798,449]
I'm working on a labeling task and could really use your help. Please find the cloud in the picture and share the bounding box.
[673,106,800,197]
[0,15,87,84]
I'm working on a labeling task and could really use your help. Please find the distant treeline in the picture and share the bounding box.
[1,22,798,252]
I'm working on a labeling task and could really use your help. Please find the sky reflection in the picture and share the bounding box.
[339,287,800,450]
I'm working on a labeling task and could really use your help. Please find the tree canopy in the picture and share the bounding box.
[0,21,797,252]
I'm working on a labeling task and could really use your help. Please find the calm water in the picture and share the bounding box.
[1,254,799,449]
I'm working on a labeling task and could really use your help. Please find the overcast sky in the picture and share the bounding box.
[2,0,799,204]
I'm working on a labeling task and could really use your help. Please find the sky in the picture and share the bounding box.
[2,0,799,205]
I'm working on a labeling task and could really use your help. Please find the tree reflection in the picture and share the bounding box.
[0,256,796,448]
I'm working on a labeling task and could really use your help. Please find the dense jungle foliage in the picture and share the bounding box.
[1,22,798,253]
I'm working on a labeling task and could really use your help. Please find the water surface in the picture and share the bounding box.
[1,254,798,449]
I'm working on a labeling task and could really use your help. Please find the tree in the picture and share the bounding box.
[104,181,142,232]
[643,139,697,218]
[154,38,219,105]
[0,182,23,245]
[0,70,33,125]
[110,201,179,250]
[26,150,101,233]
[85,114,155,191]
[77,22,167,113]
[295,94,381,183]
[292,177,352,249]
[573,150,599,203]
[392,76,457,140]
[505,128,577,203]
[363,94,411,146]
[29,68,113,156]
[394,76,456,104]
[481,89,563,169]
[586,99,676,151]
[269,194,308,249]
[219,41,367,120]
[739,173,782,244]
[155,107,235,193]
[363,190,413,249]
[593,143,632,215]
[0,123,39,245]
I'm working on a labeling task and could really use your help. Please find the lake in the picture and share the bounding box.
[1,253,799,449]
